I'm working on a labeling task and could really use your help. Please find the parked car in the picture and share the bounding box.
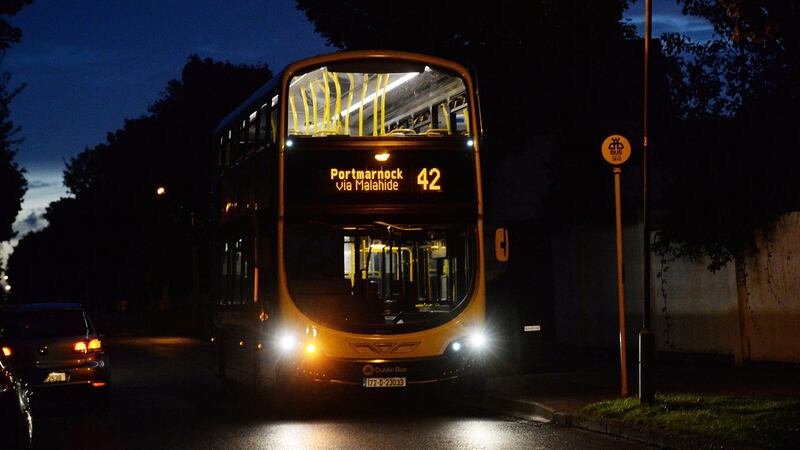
[0,303,110,404]
[0,351,33,449]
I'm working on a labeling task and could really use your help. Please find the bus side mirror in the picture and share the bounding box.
[494,228,509,262]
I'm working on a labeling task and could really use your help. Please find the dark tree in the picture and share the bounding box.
[0,0,32,51]
[7,198,87,302]
[657,1,800,269]
[0,75,26,243]
[0,0,31,248]
[9,56,271,310]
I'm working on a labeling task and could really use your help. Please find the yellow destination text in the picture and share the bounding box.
[330,168,403,192]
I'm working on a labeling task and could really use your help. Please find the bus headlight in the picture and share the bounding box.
[468,331,488,350]
[277,334,297,352]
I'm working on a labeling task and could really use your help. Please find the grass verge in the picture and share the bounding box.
[582,393,800,448]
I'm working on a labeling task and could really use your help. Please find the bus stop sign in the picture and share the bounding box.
[601,134,632,165]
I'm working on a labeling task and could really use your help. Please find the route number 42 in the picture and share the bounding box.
[416,168,441,191]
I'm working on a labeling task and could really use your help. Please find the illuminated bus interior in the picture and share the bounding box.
[287,64,470,137]
[285,221,474,332]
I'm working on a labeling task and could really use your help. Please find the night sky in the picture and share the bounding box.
[1,0,710,261]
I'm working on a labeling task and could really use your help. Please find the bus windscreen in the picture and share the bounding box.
[285,220,474,333]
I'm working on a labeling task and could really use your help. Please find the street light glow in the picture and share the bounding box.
[156,186,166,196]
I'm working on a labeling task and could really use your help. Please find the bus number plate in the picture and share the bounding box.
[363,377,406,388]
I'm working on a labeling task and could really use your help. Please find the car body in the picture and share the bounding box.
[0,354,33,449]
[0,303,110,401]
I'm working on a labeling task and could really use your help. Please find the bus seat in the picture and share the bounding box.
[387,128,417,136]
[312,130,342,137]
[424,128,449,136]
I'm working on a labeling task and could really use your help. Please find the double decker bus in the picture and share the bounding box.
[212,50,487,391]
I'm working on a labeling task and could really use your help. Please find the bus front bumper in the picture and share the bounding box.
[286,351,484,387]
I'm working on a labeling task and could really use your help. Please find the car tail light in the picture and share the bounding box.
[1,346,11,357]
[88,338,102,351]
[74,339,103,354]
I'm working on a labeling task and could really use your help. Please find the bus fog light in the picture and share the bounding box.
[451,342,462,352]
[305,343,316,354]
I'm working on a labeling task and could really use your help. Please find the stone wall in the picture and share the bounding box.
[553,212,800,363]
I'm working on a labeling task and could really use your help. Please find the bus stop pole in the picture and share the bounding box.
[613,167,629,397]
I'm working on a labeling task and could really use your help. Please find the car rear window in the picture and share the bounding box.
[0,310,90,339]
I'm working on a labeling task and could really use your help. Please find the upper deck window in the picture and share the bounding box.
[287,63,470,138]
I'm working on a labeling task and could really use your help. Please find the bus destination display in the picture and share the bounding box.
[286,148,474,205]
[329,167,440,192]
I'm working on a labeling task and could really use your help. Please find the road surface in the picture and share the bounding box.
[30,336,648,449]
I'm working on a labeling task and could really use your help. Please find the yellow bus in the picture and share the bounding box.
[213,50,487,391]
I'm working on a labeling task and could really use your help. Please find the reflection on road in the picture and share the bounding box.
[29,336,648,450]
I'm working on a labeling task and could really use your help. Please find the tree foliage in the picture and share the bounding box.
[656,1,800,269]
[0,0,31,246]
[0,0,31,51]
[0,74,26,243]
[8,56,271,306]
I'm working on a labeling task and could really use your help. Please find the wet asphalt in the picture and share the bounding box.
[28,336,649,449]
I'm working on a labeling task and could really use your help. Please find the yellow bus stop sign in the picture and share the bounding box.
[601,134,632,165]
